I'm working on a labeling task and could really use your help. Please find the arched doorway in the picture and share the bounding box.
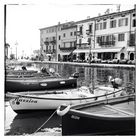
[130,53,134,60]
[120,53,125,60]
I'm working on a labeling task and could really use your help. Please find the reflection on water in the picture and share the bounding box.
[5,102,61,136]
[5,63,135,136]
[35,63,135,88]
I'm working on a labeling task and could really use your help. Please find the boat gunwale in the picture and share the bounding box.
[8,88,126,101]
[64,94,135,119]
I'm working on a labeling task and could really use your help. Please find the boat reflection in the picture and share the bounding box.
[5,111,61,135]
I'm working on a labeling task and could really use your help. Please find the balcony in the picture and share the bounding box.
[86,30,92,36]
[127,40,136,46]
[44,39,56,46]
[76,31,83,36]
[44,41,49,46]
[59,46,76,51]
[46,49,56,54]
[77,43,89,49]
[50,39,56,45]
[98,41,115,46]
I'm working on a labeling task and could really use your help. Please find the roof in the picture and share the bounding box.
[39,8,135,30]
[75,9,135,24]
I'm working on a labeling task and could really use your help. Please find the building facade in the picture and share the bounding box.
[57,22,77,61]
[40,8,136,63]
[40,25,57,61]
[74,8,136,63]
[40,22,76,61]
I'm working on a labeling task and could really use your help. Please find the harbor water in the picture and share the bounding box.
[5,62,135,136]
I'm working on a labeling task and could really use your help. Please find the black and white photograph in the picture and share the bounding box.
[1,0,137,137]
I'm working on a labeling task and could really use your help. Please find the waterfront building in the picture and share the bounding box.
[40,21,76,61]
[74,17,95,62]
[40,8,136,63]
[57,22,77,61]
[40,25,57,61]
[74,8,136,63]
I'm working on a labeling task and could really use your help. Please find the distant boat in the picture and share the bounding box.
[57,94,135,136]
[7,86,127,114]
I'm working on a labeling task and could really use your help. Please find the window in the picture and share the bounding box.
[133,19,136,27]
[103,22,107,29]
[89,24,92,33]
[70,32,73,36]
[59,35,61,40]
[118,33,125,41]
[110,20,116,28]
[79,26,83,35]
[118,18,128,27]
[74,31,76,36]
[96,36,101,43]
[79,39,82,44]
[133,13,136,17]
[96,22,106,30]
[74,41,76,47]
[95,23,99,30]
[53,36,55,40]
[129,33,135,46]
[88,38,91,45]
[100,23,103,30]
[63,33,66,37]
[70,42,72,47]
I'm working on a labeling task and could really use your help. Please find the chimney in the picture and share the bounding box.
[116,4,121,12]
[98,13,101,16]
[134,4,136,9]
[87,16,90,19]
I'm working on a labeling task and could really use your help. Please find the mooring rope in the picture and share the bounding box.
[34,110,57,133]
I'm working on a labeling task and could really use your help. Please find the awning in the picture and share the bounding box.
[91,47,123,53]
[60,52,72,55]
[127,47,135,52]
[73,47,123,54]
[73,49,91,53]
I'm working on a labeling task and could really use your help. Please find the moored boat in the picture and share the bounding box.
[6,77,77,92]
[57,94,135,136]
[7,86,127,114]
[6,66,79,92]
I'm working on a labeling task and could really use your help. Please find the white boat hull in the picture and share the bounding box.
[8,86,126,113]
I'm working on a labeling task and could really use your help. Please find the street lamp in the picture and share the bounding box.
[15,41,18,60]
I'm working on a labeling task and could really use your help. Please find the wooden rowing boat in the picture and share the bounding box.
[58,94,135,135]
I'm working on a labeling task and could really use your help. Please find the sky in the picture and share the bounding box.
[4,0,135,57]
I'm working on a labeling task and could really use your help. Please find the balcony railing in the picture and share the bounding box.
[127,40,136,46]
[44,39,56,46]
[76,31,83,36]
[98,41,115,46]
[46,49,56,54]
[44,41,49,46]
[50,39,56,44]
[59,46,76,51]
[86,29,92,36]
[77,43,88,49]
